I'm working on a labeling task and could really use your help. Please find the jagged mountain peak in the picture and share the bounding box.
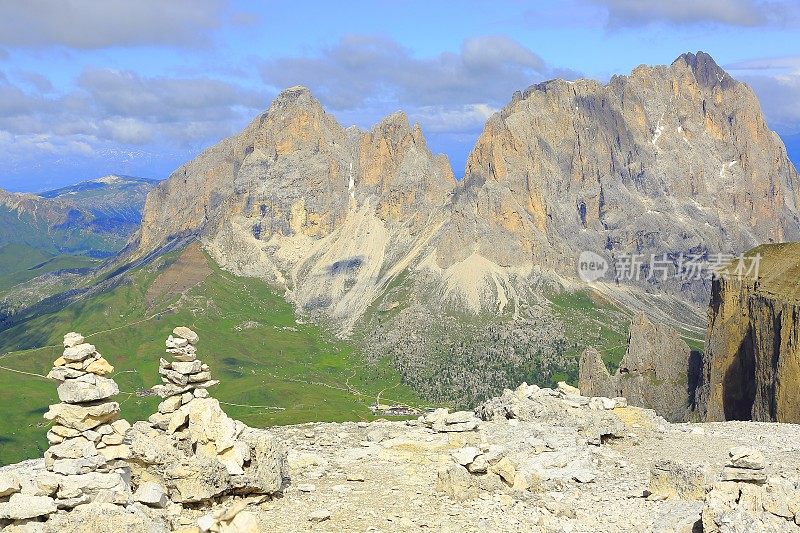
[672,50,734,89]
[269,85,318,109]
[369,111,431,151]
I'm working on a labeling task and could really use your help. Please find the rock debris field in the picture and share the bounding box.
[0,331,799,532]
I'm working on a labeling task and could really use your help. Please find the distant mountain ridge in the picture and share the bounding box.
[1,175,158,257]
[0,175,157,299]
[38,175,159,234]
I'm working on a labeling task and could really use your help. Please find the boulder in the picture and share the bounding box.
[173,327,199,344]
[728,447,765,470]
[649,459,712,500]
[44,402,119,431]
[57,376,119,403]
[0,493,57,520]
[232,428,287,494]
[163,456,230,503]
[435,464,478,501]
[133,481,169,508]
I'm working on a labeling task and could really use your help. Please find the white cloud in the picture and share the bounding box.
[591,0,798,28]
[409,104,498,134]
[100,118,154,145]
[0,0,230,49]
[260,35,555,110]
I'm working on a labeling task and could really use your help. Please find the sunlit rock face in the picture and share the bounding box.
[135,52,800,339]
[696,243,800,423]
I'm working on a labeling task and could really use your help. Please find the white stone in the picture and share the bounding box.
[451,447,482,466]
[0,493,57,519]
[308,509,331,522]
[44,401,120,431]
[0,472,20,497]
[159,395,183,414]
[62,343,97,362]
[134,481,169,508]
[63,332,85,348]
[57,375,119,403]
[173,327,199,344]
[172,360,201,374]
[729,446,765,470]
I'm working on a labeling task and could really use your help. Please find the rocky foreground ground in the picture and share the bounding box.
[1,332,799,532]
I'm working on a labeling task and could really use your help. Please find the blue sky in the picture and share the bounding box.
[0,0,799,192]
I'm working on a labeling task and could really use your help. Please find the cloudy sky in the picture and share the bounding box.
[1,0,799,192]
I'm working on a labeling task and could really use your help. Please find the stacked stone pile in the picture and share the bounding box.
[148,326,219,434]
[0,333,132,525]
[721,446,767,484]
[702,447,800,531]
[127,327,286,507]
[43,333,131,500]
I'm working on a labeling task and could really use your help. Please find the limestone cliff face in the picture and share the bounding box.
[134,53,800,336]
[695,243,800,422]
[460,51,800,300]
[136,86,455,333]
[579,313,699,422]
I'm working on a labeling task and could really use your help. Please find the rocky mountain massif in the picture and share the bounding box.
[1,331,799,532]
[120,52,799,405]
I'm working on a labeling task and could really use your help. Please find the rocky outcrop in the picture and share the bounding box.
[579,313,700,421]
[5,357,800,532]
[695,243,800,422]
[128,327,287,504]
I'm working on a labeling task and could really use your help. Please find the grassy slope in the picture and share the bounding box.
[0,242,100,293]
[548,288,632,378]
[0,251,423,465]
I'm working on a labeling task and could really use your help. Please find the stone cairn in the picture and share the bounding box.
[127,326,286,515]
[148,326,219,434]
[43,332,131,503]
